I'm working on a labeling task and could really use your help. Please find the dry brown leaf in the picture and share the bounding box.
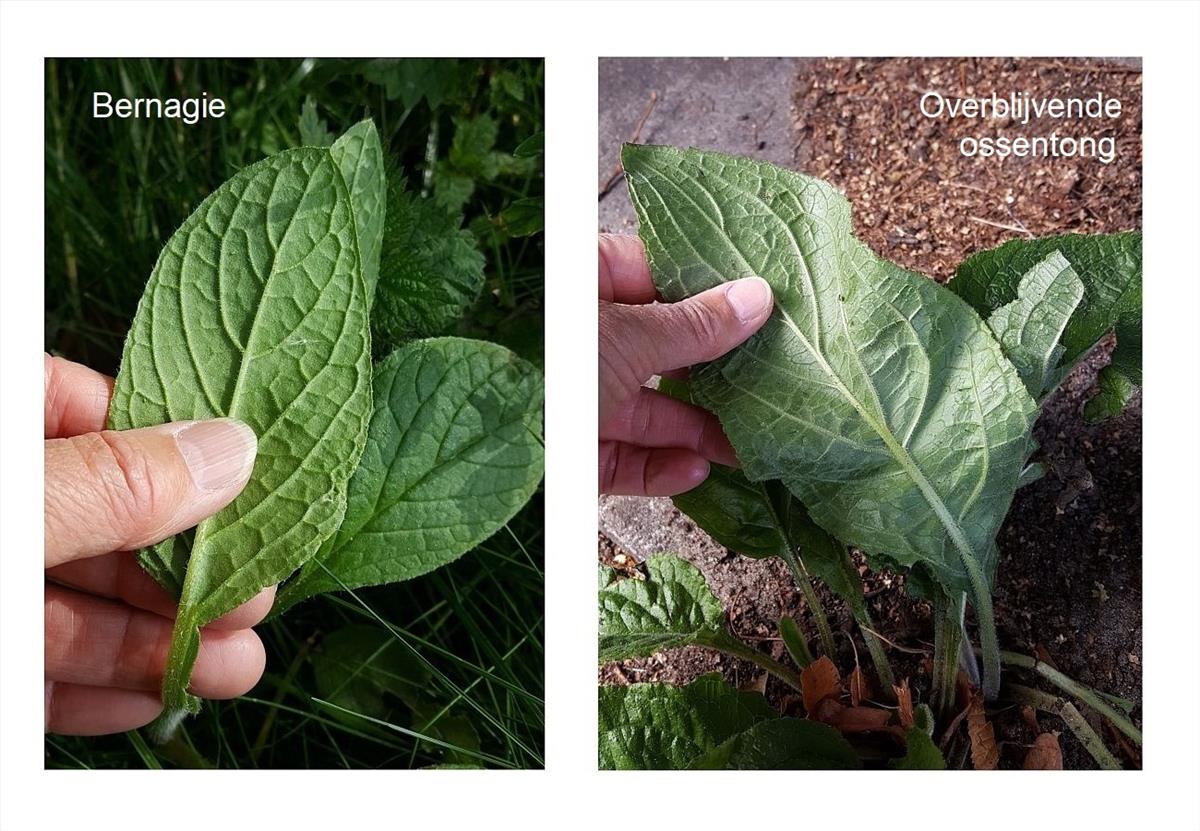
[811,697,845,725]
[966,692,1000,770]
[741,672,769,695]
[1023,732,1063,770]
[1020,704,1040,732]
[1034,643,1060,670]
[849,666,869,706]
[834,706,894,734]
[894,679,914,727]
[801,655,842,714]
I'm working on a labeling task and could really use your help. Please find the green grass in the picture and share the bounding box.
[44,58,544,769]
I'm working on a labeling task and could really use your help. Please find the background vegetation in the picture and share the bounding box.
[44,57,544,769]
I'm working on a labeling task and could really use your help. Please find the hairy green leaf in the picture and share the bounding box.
[109,140,376,711]
[985,251,1084,399]
[298,97,335,147]
[952,232,1141,418]
[373,180,485,347]
[598,674,776,770]
[624,144,1035,608]
[329,121,386,304]
[598,554,728,663]
[890,726,947,770]
[275,337,544,612]
[694,717,861,770]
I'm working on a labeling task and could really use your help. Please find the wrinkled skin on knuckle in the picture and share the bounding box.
[673,298,724,351]
[599,304,650,411]
[75,431,166,543]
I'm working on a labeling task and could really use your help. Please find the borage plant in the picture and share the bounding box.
[598,144,1140,769]
[110,120,544,737]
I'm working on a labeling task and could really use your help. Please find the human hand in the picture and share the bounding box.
[44,354,272,735]
[598,234,773,496]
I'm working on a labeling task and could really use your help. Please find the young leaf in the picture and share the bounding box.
[598,553,727,663]
[274,337,544,612]
[623,143,1034,623]
[108,144,375,712]
[372,181,485,348]
[694,717,861,770]
[778,614,814,669]
[598,673,777,770]
[952,231,1141,418]
[890,726,947,770]
[985,250,1084,399]
[298,96,335,147]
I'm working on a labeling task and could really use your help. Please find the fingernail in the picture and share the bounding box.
[176,419,257,491]
[725,277,773,323]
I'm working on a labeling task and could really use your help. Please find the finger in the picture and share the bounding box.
[45,583,266,699]
[45,681,163,736]
[44,354,114,439]
[599,277,773,423]
[600,388,738,467]
[47,551,276,630]
[44,418,257,568]
[599,441,710,496]
[599,234,657,304]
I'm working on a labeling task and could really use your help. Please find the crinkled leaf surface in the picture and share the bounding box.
[598,553,730,663]
[598,673,776,770]
[275,337,544,612]
[372,180,485,348]
[952,231,1141,418]
[328,121,386,304]
[985,250,1084,399]
[624,144,1036,600]
[694,717,861,770]
[109,142,375,710]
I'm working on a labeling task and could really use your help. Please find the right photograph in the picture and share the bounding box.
[597,58,1142,770]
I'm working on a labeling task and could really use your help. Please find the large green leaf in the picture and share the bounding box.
[598,674,776,769]
[694,717,861,769]
[109,141,375,712]
[275,337,544,611]
[985,251,1084,399]
[598,553,729,663]
[951,232,1141,419]
[623,144,1035,606]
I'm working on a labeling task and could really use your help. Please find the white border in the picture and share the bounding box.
[3,2,1198,830]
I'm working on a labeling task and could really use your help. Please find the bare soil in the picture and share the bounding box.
[598,58,1142,770]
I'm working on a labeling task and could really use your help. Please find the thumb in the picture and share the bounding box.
[600,277,773,419]
[45,419,257,568]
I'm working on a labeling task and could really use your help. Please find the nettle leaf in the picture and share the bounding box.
[298,96,335,147]
[109,137,377,712]
[275,337,544,612]
[952,231,1141,419]
[694,717,861,770]
[624,144,1035,608]
[598,673,776,770]
[985,251,1084,400]
[372,179,485,348]
[598,553,732,663]
[363,58,466,111]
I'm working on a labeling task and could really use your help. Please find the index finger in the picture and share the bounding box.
[45,354,114,439]
[599,234,658,304]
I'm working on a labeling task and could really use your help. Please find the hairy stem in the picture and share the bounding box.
[1007,683,1122,769]
[710,634,804,692]
[778,614,815,669]
[778,547,837,657]
[931,592,964,720]
[960,554,1001,700]
[991,648,1142,746]
[837,549,896,695]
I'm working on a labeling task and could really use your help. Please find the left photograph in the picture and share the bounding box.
[44,58,545,769]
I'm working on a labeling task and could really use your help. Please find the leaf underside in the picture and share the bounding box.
[109,125,383,709]
[624,144,1036,596]
[274,336,545,613]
